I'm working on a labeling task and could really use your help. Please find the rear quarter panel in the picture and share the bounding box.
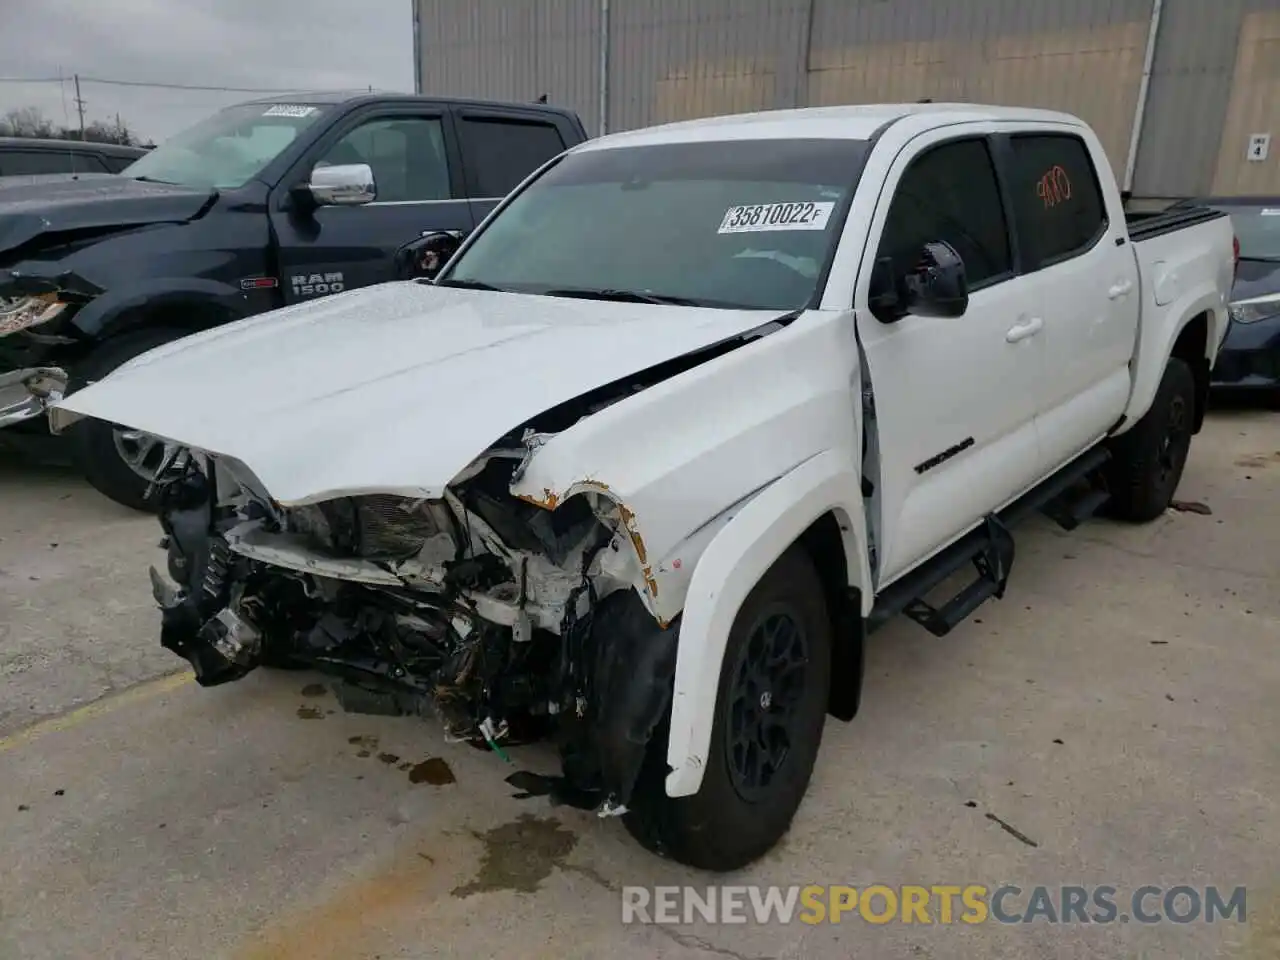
[1121,215,1234,429]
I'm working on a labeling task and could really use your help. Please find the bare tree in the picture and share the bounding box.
[82,118,139,146]
[0,106,57,139]
[0,105,141,145]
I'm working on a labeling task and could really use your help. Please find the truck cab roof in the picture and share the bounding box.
[575,101,1083,150]
[239,90,584,125]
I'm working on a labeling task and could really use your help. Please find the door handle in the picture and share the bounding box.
[1108,279,1133,300]
[1006,316,1043,343]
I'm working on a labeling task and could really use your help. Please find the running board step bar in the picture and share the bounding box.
[868,444,1112,637]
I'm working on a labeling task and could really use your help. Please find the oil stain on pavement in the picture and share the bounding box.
[236,815,580,959]
[451,814,577,898]
[409,757,455,785]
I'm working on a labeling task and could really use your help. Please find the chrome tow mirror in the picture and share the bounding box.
[306,163,376,206]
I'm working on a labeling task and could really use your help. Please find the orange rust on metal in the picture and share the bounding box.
[616,503,648,565]
[515,488,559,510]
[614,501,657,597]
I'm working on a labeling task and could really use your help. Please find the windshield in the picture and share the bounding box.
[439,138,870,310]
[121,102,331,190]
[1211,203,1280,261]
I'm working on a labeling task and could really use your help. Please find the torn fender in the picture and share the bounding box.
[664,448,871,799]
[509,310,865,625]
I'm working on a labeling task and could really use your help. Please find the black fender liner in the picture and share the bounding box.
[506,588,679,811]
[589,590,680,808]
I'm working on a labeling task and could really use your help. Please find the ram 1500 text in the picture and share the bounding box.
[51,103,1235,871]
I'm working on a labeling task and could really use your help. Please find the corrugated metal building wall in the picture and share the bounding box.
[415,0,1280,199]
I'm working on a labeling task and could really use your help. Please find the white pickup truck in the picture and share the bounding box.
[51,103,1235,871]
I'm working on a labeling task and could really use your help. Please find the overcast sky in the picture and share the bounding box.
[0,0,416,142]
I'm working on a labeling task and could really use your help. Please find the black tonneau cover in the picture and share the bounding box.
[1126,204,1227,243]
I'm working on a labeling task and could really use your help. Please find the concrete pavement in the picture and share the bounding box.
[1,408,1277,959]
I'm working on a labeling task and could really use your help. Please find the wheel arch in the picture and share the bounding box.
[70,278,249,340]
[1122,296,1223,436]
[664,449,870,799]
[1170,311,1211,433]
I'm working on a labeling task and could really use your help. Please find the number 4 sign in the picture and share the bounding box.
[1247,133,1270,162]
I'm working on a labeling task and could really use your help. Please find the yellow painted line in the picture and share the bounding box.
[0,669,194,756]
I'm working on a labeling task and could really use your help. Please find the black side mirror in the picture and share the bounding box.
[869,241,968,323]
[395,230,463,281]
[903,240,968,318]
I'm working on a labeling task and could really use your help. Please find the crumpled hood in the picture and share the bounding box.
[51,282,783,505]
[0,175,214,260]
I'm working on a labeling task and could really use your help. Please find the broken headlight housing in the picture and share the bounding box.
[0,294,70,338]
[292,495,449,560]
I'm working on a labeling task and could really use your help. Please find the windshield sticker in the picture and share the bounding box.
[262,104,319,118]
[1261,208,1280,216]
[718,201,835,234]
[1036,165,1072,209]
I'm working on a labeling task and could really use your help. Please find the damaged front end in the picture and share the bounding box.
[150,446,678,816]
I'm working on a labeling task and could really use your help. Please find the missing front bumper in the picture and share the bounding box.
[152,567,262,687]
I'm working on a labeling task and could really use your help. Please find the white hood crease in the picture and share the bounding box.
[50,282,783,505]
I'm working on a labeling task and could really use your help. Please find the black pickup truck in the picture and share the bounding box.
[0,91,588,508]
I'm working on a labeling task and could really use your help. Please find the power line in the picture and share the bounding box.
[79,76,301,93]
[0,75,300,94]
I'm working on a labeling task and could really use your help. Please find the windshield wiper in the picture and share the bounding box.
[433,277,504,291]
[132,175,176,185]
[1238,254,1280,264]
[540,287,703,306]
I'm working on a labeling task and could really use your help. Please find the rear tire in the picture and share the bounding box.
[623,546,832,871]
[1106,357,1196,522]
[67,328,187,512]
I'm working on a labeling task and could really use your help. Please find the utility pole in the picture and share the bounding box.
[73,74,86,140]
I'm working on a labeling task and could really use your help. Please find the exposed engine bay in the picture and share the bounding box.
[150,434,679,816]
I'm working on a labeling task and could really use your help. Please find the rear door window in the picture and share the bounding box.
[1007,134,1108,269]
[103,154,140,173]
[456,116,567,198]
[71,152,111,173]
[0,149,116,176]
[0,150,74,175]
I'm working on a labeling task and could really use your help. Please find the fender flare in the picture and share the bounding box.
[664,448,871,798]
[71,278,249,338]
[1120,288,1226,432]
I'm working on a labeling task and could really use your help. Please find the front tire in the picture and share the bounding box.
[1106,357,1196,522]
[67,328,188,512]
[624,546,832,871]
